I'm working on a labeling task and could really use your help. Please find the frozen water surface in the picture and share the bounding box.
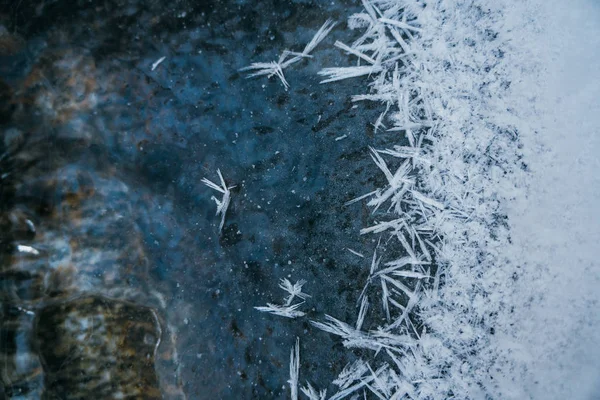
[2,0,600,399]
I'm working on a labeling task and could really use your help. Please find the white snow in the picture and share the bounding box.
[499,0,600,398]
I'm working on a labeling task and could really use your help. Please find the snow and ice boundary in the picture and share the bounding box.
[253,1,600,399]
[308,1,530,398]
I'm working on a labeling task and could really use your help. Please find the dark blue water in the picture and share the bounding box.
[0,1,402,398]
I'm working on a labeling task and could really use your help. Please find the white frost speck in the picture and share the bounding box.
[151,56,166,71]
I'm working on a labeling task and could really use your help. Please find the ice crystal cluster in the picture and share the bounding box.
[254,0,600,398]
[281,1,527,399]
[284,1,524,398]
[241,19,337,90]
[255,279,311,318]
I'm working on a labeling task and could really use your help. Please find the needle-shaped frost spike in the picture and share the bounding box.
[378,17,422,33]
[345,189,379,206]
[360,218,406,236]
[347,248,366,258]
[301,19,337,57]
[358,248,382,306]
[201,169,235,233]
[288,338,300,400]
[410,190,445,210]
[311,315,368,347]
[318,65,383,84]
[356,296,369,331]
[254,302,306,319]
[361,0,380,23]
[365,363,392,399]
[334,40,377,65]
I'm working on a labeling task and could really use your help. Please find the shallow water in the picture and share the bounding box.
[0,1,402,398]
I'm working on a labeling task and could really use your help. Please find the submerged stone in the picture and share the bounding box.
[35,295,162,399]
